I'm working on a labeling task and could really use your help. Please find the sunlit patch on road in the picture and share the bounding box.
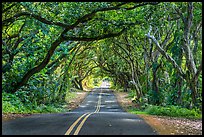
[79,105,88,108]
[105,101,115,103]
[121,118,143,122]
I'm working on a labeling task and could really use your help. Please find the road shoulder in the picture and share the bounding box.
[113,90,202,135]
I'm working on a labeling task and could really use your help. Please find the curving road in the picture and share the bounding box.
[2,85,157,135]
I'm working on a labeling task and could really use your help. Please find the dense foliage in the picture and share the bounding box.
[2,2,202,114]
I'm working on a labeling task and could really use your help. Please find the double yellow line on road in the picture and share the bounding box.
[65,90,102,135]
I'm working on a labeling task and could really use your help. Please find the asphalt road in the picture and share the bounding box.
[2,86,157,135]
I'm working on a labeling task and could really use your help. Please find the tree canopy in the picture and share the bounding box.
[2,2,202,110]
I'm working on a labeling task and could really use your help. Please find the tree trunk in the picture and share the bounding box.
[73,79,79,89]
[152,65,159,105]
[189,78,198,107]
[11,35,64,93]
[73,78,83,90]
[176,75,182,105]
[79,80,83,91]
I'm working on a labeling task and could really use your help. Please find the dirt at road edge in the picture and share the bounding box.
[113,90,202,135]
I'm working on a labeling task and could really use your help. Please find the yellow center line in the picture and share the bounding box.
[73,112,94,135]
[65,89,102,135]
[74,92,102,134]
[65,112,90,135]
[94,93,101,113]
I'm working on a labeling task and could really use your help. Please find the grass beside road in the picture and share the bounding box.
[114,89,201,120]
[128,105,202,120]
[2,90,88,121]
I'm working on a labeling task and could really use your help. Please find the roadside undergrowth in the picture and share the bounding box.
[2,90,87,120]
[113,90,202,135]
